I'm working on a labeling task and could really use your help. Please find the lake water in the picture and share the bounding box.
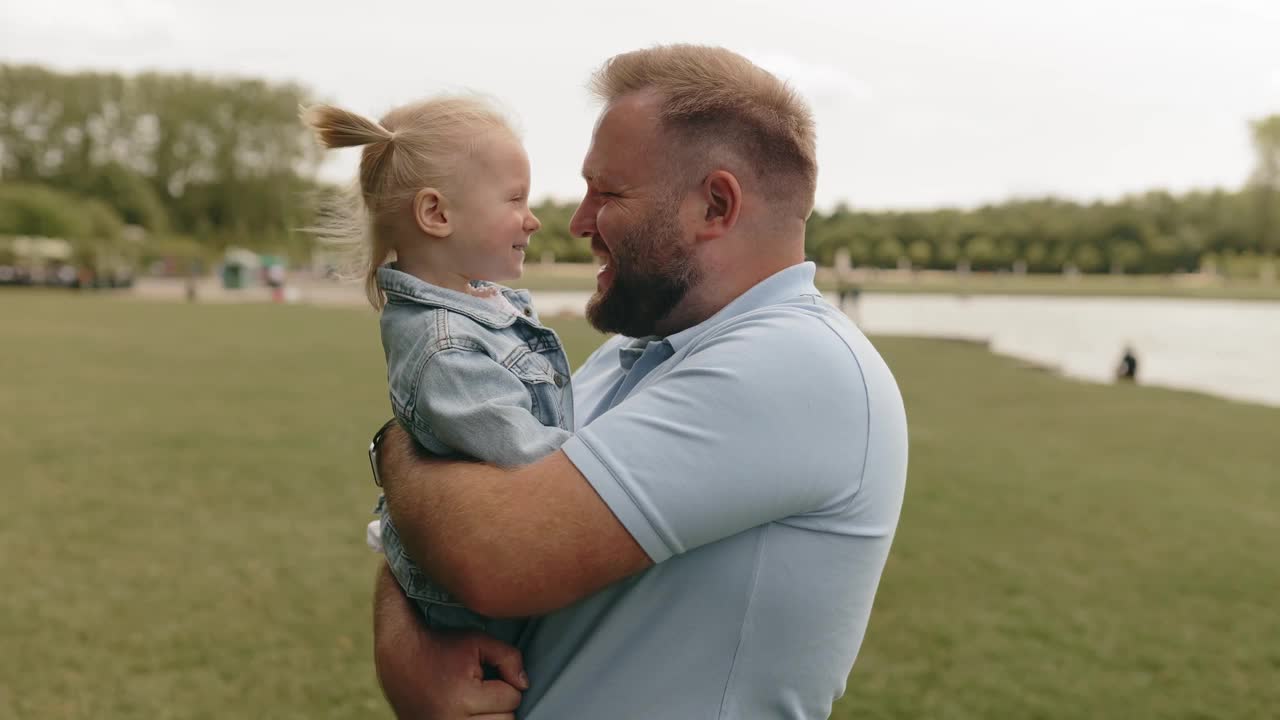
[137,278,1280,409]
[530,291,1280,409]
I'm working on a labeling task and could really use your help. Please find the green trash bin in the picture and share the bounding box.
[222,263,245,289]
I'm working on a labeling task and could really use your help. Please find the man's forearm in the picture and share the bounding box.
[377,424,651,618]
[372,562,424,720]
[373,562,411,639]
[379,427,517,607]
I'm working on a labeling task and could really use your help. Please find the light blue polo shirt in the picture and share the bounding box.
[518,262,908,719]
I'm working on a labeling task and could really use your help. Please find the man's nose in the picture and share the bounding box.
[569,200,595,238]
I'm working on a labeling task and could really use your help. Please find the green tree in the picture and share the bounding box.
[0,64,323,254]
[874,236,904,268]
[1074,244,1105,273]
[1249,115,1280,256]
[1107,240,1143,274]
[907,239,933,268]
[964,235,997,270]
[0,183,118,240]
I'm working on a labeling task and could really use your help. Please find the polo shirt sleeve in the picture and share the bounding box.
[561,310,873,563]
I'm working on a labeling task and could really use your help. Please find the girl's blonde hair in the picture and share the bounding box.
[301,96,513,309]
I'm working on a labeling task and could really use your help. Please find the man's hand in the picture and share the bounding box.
[373,564,529,719]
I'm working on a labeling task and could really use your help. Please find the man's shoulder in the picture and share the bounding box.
[692,298,871,377]
[680,297,904,428]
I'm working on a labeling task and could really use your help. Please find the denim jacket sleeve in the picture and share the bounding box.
[413,346,572,467]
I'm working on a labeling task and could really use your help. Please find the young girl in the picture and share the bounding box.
[303,97,573,647]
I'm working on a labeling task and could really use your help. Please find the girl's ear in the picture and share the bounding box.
[414,188,451,238]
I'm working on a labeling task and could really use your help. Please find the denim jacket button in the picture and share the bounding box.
[523,307,533,317]
[554,374,566,388]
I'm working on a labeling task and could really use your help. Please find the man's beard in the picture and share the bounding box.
[586,202,701,338]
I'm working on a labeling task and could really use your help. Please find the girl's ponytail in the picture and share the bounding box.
[301,104,394,149]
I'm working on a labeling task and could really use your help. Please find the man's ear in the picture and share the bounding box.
[414,188,452,238]
[694,170,742,242]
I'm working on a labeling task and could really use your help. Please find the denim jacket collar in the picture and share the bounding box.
[376,265,537,329]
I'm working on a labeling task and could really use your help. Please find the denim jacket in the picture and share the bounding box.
[378,265,574,463]
[374,265,573,639]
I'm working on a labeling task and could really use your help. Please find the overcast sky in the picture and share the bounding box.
[3,0,1278,211]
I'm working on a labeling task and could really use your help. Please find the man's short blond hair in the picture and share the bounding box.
[590,45,818,218]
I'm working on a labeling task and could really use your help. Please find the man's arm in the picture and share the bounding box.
[381,312,884,619]
[372,563,529,719]
[380,429,652,618]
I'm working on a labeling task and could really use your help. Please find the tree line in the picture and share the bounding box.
[1,63,1277,277]
[0,64,320,266]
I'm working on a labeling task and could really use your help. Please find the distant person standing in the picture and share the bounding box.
[839,282,863,325]
[266,263,286,303]
[185,260,201,303]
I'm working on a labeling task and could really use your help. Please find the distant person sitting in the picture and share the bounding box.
[1116,346,1138,382]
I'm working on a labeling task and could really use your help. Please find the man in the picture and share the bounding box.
[371,45,908,719]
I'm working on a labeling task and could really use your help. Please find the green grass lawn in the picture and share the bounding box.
[2,292,1276,719]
